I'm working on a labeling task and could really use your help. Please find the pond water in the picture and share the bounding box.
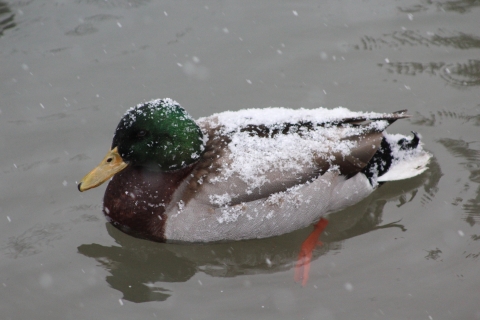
[1,0,480,319]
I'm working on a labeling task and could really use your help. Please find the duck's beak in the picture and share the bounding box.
[78,147,128,192]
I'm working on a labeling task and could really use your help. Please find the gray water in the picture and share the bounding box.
[1,0,480,319]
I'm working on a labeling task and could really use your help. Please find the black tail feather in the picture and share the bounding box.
[362,132,420,185]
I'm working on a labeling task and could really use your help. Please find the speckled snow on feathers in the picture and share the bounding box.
[161,106,430,242]
[122,98,191,128]
[202,107,390,194]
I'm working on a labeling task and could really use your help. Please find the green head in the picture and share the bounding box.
[112,98,205,171]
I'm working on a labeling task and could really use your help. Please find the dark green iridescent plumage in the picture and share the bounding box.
[112,99,205,171]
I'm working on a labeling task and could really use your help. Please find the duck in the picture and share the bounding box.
[78,98,431,245]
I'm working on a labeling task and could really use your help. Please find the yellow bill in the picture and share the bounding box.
[78,147,128,192]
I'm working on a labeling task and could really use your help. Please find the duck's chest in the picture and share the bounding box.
[103,166,191,241]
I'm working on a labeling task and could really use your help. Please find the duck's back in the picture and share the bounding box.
[161,107,430,242]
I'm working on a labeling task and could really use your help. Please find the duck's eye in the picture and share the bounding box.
[136,130,148,138]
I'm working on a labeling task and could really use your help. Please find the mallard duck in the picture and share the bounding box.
[78,98,431,244]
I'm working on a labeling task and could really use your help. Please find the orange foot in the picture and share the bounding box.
[294,218,329,286]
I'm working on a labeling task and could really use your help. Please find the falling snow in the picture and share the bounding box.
[344,282,353,292]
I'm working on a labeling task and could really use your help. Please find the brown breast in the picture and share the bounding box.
[103,165,193,242]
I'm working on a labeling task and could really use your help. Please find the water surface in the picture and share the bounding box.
[1,0,480,319]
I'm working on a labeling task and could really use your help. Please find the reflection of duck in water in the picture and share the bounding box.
[78,98,431,285]
[78,162,441,303]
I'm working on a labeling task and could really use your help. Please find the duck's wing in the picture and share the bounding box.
[184,110,409,207]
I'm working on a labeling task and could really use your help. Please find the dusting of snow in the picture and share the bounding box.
[209,193,233,207]
[207,107,391,131]
[122,98,191,128]
[177,200,185,212]
[200,107,395,196]
[216,203,246,223]
[265,184,306,210]
[377,133,430,182]
[162,105,431,241]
